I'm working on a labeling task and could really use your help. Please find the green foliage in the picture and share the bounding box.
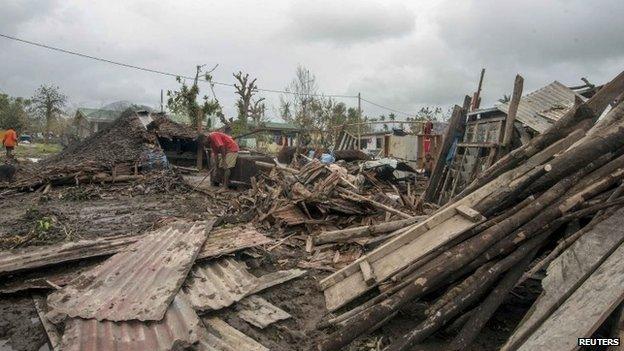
[167,65,224,130]
[0,93,30,131]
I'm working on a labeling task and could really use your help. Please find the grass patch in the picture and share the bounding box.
[12,142,63,159]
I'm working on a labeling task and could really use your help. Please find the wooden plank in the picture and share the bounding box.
[457,142,498,148]
[456,205,482,222]
[359,260,376,286]
[503,75,524,148]
[423,104,467,202]
[323,213,483,311]
[516,242,624,351]
[33,295,62,351]
[503,207,624,351]
[201,316,268,351]
[319,206,458,290]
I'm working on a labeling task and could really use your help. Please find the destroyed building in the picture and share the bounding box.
[1,72,624,351]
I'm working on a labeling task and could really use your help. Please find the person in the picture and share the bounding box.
[205,131,239,188]
[2,128,18,158]
[424,153,434,177]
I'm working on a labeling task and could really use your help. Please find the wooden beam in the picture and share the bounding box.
[515,242,624,351]
[502,74,524,148]
[422,102,469,203]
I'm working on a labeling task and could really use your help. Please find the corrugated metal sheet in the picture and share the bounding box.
[47,220,212,322]
[184,257,306,312]
[237,295,291,329]
[497,81,581,133]
[184,258,257,311]
[0,234,142,276]
[199,317,268,351]
[197,226,271,260]
[60,293,203,351]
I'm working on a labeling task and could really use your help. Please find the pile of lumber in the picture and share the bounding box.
[316,70,624,351]
[248,159,419,228]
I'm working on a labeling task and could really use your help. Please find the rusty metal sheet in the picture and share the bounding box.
[184,257,306,312]
[197,226,271,260]
[47,220,212,322]
[237,295,291,329]
[0,235,142,276]
[61,293,203,351]
[184,258,257,311]
[199,316,268,351]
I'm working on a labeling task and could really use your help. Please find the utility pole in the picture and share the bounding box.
[357,93,362,149]
[160,89,164,113]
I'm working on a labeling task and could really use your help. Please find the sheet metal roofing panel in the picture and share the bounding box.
[47,220,212,322]
[199,317,268,351]
[184,257,306,312]
[497,81,580,133]
[237,295,291,329]
[197,226,272,260]
[184,258,257,311]
[61,294,203,351]
[0,235,142,276]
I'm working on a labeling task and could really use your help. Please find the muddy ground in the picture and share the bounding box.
[0,177,535,351]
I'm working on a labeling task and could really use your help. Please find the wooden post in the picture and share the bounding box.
[357,93,362,150]
[471,68,485,111]
[422,100,469,203]
[502,74,524,149]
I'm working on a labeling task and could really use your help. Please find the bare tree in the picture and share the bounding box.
[233,71,263,125]
[31,85,67,143]
[280,65,320,127]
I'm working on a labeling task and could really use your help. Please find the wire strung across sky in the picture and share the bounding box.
[0,32,416,115]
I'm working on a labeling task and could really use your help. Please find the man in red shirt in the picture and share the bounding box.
[205,131,239,188]
[2,128,18,158]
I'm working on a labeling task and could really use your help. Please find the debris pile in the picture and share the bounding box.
[0,219,308,350]
[245,159,421,230]
[3,110,169,192]
[315,71,624,351]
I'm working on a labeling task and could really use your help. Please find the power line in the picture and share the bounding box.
[360,97,415,117]
[0,32,417,112]
[0,33,356,98]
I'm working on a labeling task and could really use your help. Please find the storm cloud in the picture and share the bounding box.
[0,0,622,118]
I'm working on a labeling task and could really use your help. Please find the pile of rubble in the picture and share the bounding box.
[2,110,173,193]
[0,219,310,350]
[315,71,624,350]
[243,159,422,229]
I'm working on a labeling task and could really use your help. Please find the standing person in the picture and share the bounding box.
[2,128,18,158]
[424,153,434,177]
[205,131,239,188]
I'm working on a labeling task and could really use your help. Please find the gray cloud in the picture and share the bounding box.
[285,0,415,45]
[0,0,623,121]
[0,0,58,32]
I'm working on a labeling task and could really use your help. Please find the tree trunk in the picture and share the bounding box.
[449,248,537,350]
[315,216,425,244]
[317,155,611,351]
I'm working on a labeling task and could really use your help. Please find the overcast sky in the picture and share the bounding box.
[1,0,623,120]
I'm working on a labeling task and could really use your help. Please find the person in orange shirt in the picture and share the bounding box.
[2,128,18,158]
